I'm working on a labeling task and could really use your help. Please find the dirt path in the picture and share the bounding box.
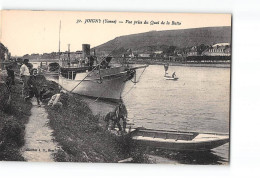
[22,99,60,162]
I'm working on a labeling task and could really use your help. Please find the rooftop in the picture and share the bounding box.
[212,43,230,47]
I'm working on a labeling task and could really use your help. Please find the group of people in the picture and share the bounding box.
[8,58,127,132]
[105,102,128,133]
[19,59,54,107]
[164,63,177,78]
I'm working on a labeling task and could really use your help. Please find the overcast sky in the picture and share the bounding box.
[1,10,231,56]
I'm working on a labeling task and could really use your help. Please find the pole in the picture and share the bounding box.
[68,44,70,64]
[59,20,61,65]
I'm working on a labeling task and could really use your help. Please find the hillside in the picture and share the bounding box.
[93,26,231,53]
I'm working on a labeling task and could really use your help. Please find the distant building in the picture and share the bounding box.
[138,53,150,58]
[151,51,163,58]
[187,46,199,56]
[154,51,163,54]
[0,43,10,69]
[122,49,134,58]
[202,43,231,56]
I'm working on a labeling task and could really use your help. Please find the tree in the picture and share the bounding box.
[164,46,177,56]
[111,47,126,57]
[197,44,208,55]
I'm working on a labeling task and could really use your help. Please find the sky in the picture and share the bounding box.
[0,10,231,56]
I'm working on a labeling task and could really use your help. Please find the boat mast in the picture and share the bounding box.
[59,20,61,65]
[68,44,70,64]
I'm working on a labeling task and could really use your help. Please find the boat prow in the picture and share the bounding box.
[130,128,229,151]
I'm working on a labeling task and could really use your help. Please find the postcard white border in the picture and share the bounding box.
[1,0,260,179]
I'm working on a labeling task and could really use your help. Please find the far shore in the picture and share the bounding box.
[132,61,231,68]
[29,58,230,68]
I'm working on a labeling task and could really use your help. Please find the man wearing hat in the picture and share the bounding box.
[20,59,30,96]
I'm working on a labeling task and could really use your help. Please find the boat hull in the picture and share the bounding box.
[164,76,179,81]
[59,67,131,101]
[131,128,229,151]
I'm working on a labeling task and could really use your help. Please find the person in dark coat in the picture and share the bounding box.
[104,111,117,130]
[5,65,15,88]
[40,85,55,102]
[25,68,41,106]
[104,102,127,132]
[172,72,176,78]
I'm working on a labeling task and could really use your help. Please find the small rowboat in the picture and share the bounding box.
[130,128,229,151]
[164,75,178,81]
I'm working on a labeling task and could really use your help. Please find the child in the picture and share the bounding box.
[25,68,41,107]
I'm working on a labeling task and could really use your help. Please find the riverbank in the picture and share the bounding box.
[0,68,147,162]
[45,91,148,163]
[0,76,31,161]
[42,80,147,163]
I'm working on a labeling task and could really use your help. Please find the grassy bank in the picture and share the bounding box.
[0,77,31,161]
[42,78,149,163]
[0,71,59,161]
[0,70,146,162]
[45,90,140,163]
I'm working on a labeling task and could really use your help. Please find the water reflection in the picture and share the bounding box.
[147,148,228,165]
[80,96,118,116]
[81,97,228,165]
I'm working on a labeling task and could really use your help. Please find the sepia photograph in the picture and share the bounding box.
[0,10,231,164]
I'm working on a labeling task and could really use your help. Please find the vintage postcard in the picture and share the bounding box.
[0,10,231,164]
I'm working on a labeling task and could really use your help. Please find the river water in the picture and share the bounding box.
[123,65,230,133]
[34,62,230,164]
[122,65,230,164]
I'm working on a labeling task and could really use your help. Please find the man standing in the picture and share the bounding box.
[112,102,127,132]
[25,68,41,106]
[164,63,169,77]
[20,59,30,96]
[117,103,127,132]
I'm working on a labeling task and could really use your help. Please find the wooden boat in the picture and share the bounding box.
[130,128,229,151]
[164,76,178,81]
[38,62,60,81]
[47,62,60,72]
[38,62,59,75]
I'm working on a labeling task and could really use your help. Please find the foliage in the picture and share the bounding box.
[46,93,134,162]
[0,77,32,161]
